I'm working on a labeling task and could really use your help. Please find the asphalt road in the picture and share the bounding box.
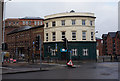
[2,62,119,79]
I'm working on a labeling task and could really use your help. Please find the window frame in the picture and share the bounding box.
[52,21,56,27]
[46,33,48,41]
[72,49,77,56]
[52,32,56,41]
[61,20,65,26]
[82,20,86,26]
[72,20,76,25]
[83,49,88,56]
[82,31,86,40]
[72,31,76,40]
[61,31,65,40]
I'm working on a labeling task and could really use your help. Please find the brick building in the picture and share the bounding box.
[96,37,103,56]
[102,34,107,55]
[4,17,44,43]
[6,25,44,62]
[102,31,120,56]
[115,31,120,55]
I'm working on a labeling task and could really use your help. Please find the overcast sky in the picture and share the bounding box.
[5,0,119,38]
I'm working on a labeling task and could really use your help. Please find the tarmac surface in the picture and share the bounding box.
[2,62,119,79]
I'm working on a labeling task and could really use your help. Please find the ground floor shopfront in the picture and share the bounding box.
[44,41,97,61]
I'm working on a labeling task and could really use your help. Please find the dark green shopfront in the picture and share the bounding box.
[44,41,96,61]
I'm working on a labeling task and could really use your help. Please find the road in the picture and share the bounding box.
[2,62,119,79]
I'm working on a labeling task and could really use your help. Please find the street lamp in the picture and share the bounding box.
[2,0,12,43]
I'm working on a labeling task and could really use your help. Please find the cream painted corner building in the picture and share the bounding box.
[44,11,96,42]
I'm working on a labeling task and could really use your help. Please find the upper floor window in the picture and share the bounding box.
[40,21,43,25]
[83,49,88,56]
[72,49,77,56]
[9,22,11,25]
[72,20,76,25]
[61,20,65,26]
[46,23,48,27]
[38,21,40,25]
[34,21,36,25]
[72,31,76,40]
[16,22,19,25]
[90,20,93,26]
[13,22,15,25]
[82,31,86,40]
[91,32,94,40]
[46,33,48,41]
[29,21,31,25]
[23,21,25,25]
[52,21,56,27]
[82,20,86,25]
[52,32,56,41]
[26,21,28,25]
[61,32,65,40]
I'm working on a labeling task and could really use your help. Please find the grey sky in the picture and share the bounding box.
[5,1,118,38]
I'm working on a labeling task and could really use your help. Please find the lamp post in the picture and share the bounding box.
[2,0,12,43]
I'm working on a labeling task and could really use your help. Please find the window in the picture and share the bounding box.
[52,32,56,41]
[82,20,86,25]
[9,22,11,25]
[16,22,19,25]
[72,31,76,40]
[82,31,86,40]
[51,49,56,56]
[83,49,88,56]
[46,23,48,27]
[38,21,40,25]
[61,32,65,40]
[29,21,31,25]
[46,33,48,41]
[40,21,43,25]
[34,21,36,25]
[26,21,28,25]
[13,22,15,25]
[91,32,94,40]
[72,20,76,25]
[72,49,77,56]
[61,20,65,26]
[90,21,93,26]
[52,21,56,27]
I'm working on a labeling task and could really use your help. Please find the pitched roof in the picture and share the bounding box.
[7,26,32,35]
[108,32,116,38]
[20,17,44,20]
[96,37,101,40]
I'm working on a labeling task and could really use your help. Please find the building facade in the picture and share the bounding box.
[4,17,44,43]
[96,37,103,56]
[44,11,97,60]
[102,31,120,56]
[6,25,44,62]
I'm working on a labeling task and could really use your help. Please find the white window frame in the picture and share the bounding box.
[61,32,65,40]
[46,33,48,41]
[72,49,77,56]
[61,20,65,26]
[34,21,37,25]
[52,32,56,41]
[83,49,88,56]
[51,49,56,56]
[52,21,56,27]
[90,20,93,26]
[26,21,28,25]
[72,20,76,25]
[40,21,42,25]
[82,20,86,25]
[82,31,86,40]
[38,21,40,25]
[72,31,76,40]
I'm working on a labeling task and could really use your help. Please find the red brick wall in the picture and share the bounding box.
[96,39,103,56]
